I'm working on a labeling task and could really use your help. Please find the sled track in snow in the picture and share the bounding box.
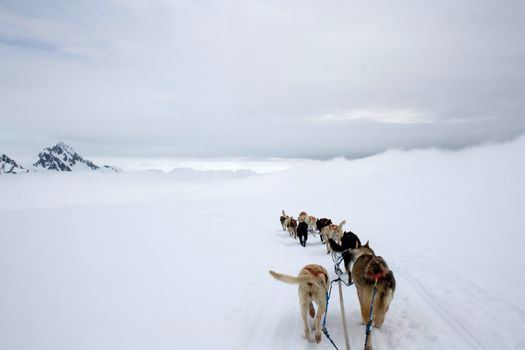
[401,270,490,350]
[387,243,519,350]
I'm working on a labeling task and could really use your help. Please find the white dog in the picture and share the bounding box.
[304,215,318,235]
[269,264,329,343]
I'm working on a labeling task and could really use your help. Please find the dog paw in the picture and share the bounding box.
[315,333,322,343]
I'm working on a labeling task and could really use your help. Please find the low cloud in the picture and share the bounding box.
[315,109,435,124]
[314,109,474,125]
[1,0,524,158]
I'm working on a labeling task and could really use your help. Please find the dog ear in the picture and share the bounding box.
[364,240,369,247]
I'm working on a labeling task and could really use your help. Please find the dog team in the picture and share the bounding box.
[272,209,396,349]
[279,209,346,253]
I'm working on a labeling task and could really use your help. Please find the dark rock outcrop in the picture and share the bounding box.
[0,154,29,174]
[33,142,100,171]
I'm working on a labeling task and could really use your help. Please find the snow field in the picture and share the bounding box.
[1,136,525,349]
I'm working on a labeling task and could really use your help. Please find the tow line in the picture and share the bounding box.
[322,254,352,350]
[364,272,384,350]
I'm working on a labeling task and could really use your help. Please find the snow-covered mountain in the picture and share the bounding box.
[32,142,118,172]
[0,154,29,174]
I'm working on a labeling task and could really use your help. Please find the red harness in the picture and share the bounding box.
[367,271,385,281]
[304,266,328,284]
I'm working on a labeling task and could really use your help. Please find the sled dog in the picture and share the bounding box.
[287,217,298,239]
[351,241,395,330]
[304,215,318,234]
[269,264,329,343]
[315,218,332,243]
[280,210,290,231]
[297,221,308,247]
[321,220,346,254]
[328,230,362,283]
[298,211,308,223]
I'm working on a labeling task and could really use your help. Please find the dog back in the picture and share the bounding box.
[300,264,329,287]
[353,254,396,293]
[297,222,308,236]
[341,231,361,250]
[269,264,328,287]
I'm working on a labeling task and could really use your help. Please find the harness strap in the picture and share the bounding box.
[304,266,329,284]
[322,256,353,350]
[367,271,385,281]
[364,277,381,350]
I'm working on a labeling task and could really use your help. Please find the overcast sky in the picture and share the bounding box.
[1,0,524,159]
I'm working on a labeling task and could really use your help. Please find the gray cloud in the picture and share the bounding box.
[1,0,524,159]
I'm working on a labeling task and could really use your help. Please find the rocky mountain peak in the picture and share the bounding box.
[33,142,100,171]
[0,154,29,174]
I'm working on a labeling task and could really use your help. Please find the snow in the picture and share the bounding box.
[1,137,525,350]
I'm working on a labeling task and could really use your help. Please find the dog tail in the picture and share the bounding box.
[269,270,315,284]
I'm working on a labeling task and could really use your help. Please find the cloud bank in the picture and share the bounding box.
[1,0,524,158]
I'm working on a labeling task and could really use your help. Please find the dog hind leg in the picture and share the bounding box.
[343,254,353,283]
[373,290,393,328]
[300,301,312,341]
[313,302,325,343]
[325,233,332,254]
[356,287,370,325]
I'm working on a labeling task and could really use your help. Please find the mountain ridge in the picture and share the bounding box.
[1,142,118,174]
[0,154,30,174]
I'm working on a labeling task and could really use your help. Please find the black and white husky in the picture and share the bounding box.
[280,210,290,231]
[329,230,361,283]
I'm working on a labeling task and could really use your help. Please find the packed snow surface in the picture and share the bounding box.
[1,137,525,349]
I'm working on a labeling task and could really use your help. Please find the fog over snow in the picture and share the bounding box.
[1,0,525,158]
[88,156,321,173]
